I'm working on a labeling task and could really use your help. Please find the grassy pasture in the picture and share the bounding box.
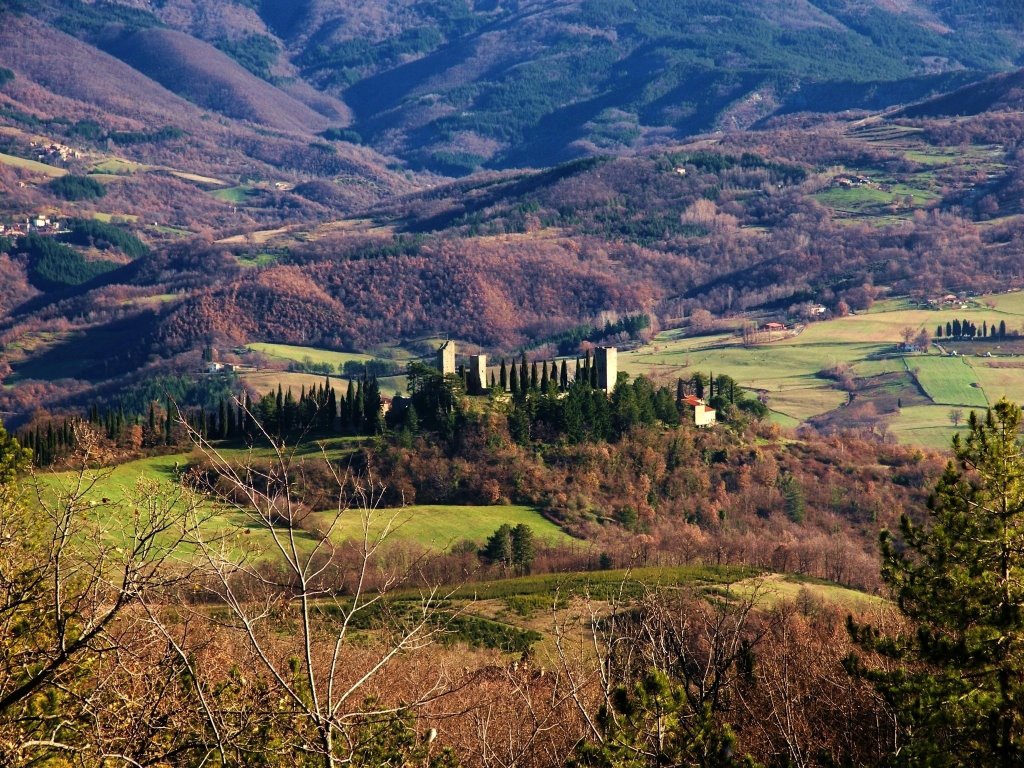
[321,504,575,552]
[0,151,67,177]
[240,370,408,399]
[211,185,258,204]
[248,342,375,368]
[907,356,988,408]
[624,290,1024,448]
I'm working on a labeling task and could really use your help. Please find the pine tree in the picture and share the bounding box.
[481,524,514,571]
[850,399,1024,766]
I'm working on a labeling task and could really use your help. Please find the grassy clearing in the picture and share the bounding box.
[907,356,988,408]
[167,170,227,187]
[235,252,279,268]
[0,151,67,177]
[322,505,575,551]
[90,158,144,175]
[248,342,375,368]
[92,212,139,223]
[211,185,257,204]
[240,370,408,399]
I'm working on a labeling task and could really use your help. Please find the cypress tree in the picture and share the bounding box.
[575,358,581,386]
[519,354,528,394]
[560,359,568,391]
[531,361,539,390]
[946,321,953,338]
[499,359,508,391]
[540,361,549,391]
[936,324,943,339]
[165,398,173,445]
[1000,320,1008,339]
[148,402,156,434]
[510,365,520,397]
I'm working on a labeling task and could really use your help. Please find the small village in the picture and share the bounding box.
[0,213,66,236]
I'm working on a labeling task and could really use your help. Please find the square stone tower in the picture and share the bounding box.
[595,346,617,394]
[437,340,456,376]
[469,354,487,394]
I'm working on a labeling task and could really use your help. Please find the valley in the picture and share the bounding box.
[3,1,1024,765]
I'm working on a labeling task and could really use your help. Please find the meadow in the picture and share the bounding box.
[621,291,1024,449]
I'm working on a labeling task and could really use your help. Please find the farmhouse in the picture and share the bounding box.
[682,394,717,427]
[763,322,786,332]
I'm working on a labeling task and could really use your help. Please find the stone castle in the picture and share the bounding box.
[437,340,617,394]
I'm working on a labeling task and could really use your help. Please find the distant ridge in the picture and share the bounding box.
[896,68,1024,119]
[96,27,336,134]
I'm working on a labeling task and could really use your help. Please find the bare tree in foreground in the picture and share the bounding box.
[177,408,458,767]
[0,424,207,764]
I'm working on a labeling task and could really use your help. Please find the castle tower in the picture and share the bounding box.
[469,354,487,394]
[595,346,617,394]
[437,340,456,376]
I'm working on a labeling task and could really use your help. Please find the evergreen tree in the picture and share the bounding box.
[531,360,539,391]
[569,668,749,768]
[953,318,962,338]
[779,473,805,523]
[946,320,953,338]
[510,365,520,397]
[850,399,1024,766]
[363,376,382,435]
[510,523,536,574]
[481,524,514,571]
[936,324,943,339]
[540,361,549,391]
[560,359,569,391]
[499,359,508,391]
[519,354,529,394]
[1000,319,1008,339]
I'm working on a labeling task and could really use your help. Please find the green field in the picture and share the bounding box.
[907,356,988,408]
[211,185,257,203]
[248,342,376,368]
[36,454,574,560]
[0,151,67,177]
[622,291,1024,449]
[322,504,575,552]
